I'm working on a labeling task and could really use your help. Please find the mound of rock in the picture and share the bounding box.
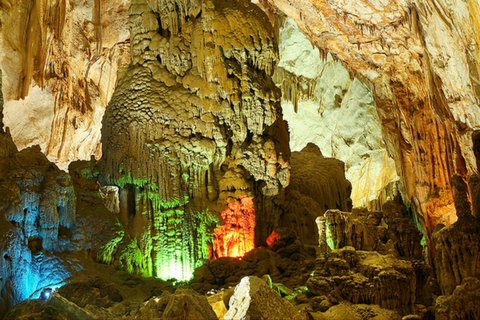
[225,276,304,320]
[137,288,217,320]
[307,247,416,315]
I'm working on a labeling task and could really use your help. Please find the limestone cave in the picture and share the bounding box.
[0,0,480,319]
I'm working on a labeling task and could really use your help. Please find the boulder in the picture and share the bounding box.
[225,276,302,320]
[137,287,217,319]
[435,277,480,320]
[4,293,95,319]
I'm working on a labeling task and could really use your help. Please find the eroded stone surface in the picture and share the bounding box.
[435,277,480,320]
[307,247,416,315]
[137,288,217,320]
[280,143,352,245]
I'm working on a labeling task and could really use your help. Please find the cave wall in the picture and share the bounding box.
[0,0,130,169]
[1,0,479,249]
[273,17,399,210]
[262,0,480,234]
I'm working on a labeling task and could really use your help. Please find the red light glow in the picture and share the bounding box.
[212,196,255,259]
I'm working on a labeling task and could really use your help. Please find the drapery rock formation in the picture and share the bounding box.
[261,0,480,236]
[0,0,130,169]
[100,0,290,281]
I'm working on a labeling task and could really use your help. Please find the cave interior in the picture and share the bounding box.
[1,0,480,319]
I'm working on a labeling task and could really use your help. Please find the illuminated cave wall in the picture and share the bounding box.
[1,0,479,247]
[100,0,290,280]
[0,0,130,170]
[262,0,480,235]
[273,17,399,210]
[0,72,79,316]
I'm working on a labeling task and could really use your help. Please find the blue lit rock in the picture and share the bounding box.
[4,293,95,320]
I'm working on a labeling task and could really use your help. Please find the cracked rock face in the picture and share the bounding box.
[100,0,290,280]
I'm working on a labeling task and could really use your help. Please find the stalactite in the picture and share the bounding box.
[101,0,289,280]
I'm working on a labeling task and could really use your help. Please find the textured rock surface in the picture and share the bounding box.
[137,288,217,320]
[262,0,480,233]
[435,277,480,320]
[280,143,352,245]
[309,302,401,320]
[0,125,78,316]
[192,245,315,293]
[433,205,480,295]
[100,0,290,280]
[274,17,399,210]
[323,200,424,259]
[4,293,95,320]
[0,0,130,169]
[225,276,301,320]
[307,247,416,315]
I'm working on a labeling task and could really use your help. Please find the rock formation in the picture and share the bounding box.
[273,17,399,211]
[280,143,352,245]
[323,201,424,259]
[1,0,130,169]
[436,277,480,320]
[261,0,480,236]
[100,0,290,281]
[225,276,302,320]
[1,0,480,319]
[307,247,416,315]
[0,71,80,316]
[137,287,217,319]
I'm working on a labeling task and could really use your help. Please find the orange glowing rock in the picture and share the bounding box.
[266,230,279,248]
[212,196,256,259]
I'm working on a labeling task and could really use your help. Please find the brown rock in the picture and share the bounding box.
[138,288,217,320]
[262,0,480,232]
[307,247,416,315]
[435,277,480,320]
[225,276,302,320]
[433,215,480,295]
